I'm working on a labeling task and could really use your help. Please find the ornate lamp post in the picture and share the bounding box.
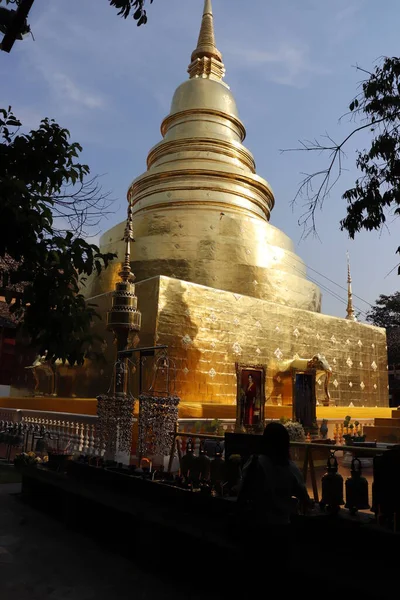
[98,204,141,462]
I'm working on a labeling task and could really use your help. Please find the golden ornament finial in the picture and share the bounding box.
[107,201,141,337]
[191,0,221,62]
[120,203,135,283]
[346,251,357,321]
[188,0,225,81]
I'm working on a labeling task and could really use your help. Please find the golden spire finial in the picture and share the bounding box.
[188,0,225,81]
[120,203,135,283]
[191,0,221,62]
[346,251,357,321]
[107,201,141,337]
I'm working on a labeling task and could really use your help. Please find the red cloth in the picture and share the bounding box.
[244,382,257,425]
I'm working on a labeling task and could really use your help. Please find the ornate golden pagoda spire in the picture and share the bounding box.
[121,0,321,314]
[346,251,357,321]
[188,0,225,81]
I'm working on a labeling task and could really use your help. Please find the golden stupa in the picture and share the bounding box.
[82,1,388,415]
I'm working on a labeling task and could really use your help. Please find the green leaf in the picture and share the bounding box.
[0,104,115,362]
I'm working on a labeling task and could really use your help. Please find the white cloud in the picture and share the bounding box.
[27,61,108,118]
[20,3,108,117]
[330,0,366,45]
[225,42,329,88]
[50,73,105,110]
[335,3,363,23]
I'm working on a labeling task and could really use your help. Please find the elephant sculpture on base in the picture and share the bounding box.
[25,353,101,398]
[25,351,56,397]
[271,353,333,407]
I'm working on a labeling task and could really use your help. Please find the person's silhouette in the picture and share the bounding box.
[237,422,310,526]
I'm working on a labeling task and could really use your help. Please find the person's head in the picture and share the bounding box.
[248,374,253,383]
[261,422,290,466]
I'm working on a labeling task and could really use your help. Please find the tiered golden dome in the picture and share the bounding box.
[96,0,321,313]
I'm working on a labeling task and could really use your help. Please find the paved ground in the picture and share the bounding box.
[0,483,213,600]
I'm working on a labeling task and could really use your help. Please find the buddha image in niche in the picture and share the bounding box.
[241,371,261,426]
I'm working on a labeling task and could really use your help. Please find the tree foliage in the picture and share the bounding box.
[288,57,400,267]
[367,292,400,366]
[0,0,154,31]
[0,107,115,365]
[108,0,153,25]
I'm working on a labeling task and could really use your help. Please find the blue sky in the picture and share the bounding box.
[1,0,399,319]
